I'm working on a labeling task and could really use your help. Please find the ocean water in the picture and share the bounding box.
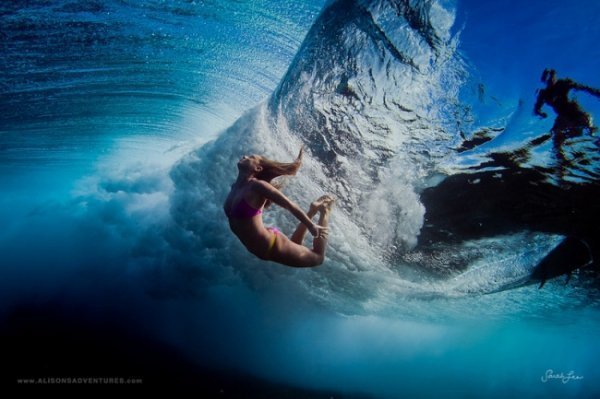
[2,0,600,397]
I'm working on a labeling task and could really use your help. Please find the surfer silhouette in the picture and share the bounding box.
[224,148,334,267]
[534,68,600,178]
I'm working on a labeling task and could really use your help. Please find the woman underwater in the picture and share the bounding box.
[224,148,334,267]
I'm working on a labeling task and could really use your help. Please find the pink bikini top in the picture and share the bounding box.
[226,198,263,219]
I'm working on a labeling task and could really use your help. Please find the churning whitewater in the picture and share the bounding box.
[167,0,594,314]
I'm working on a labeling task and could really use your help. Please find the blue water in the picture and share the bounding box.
[2,0,600,397]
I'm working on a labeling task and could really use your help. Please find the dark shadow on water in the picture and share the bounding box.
[418,156,599,286]
[412,69,600,287]
[420,168,599,244]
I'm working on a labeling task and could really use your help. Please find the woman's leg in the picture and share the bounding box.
[271,197,334,268]
[311,198,333,258]
[290,195,330,245]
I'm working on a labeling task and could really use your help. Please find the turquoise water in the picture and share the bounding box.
[2,0,600,397]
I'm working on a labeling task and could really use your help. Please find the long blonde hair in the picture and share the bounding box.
[256,147,303,207]
[255,147,303,183]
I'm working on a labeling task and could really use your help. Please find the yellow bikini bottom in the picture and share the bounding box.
[265,227,280,259]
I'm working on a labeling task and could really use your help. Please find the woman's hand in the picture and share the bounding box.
[310,223,329,239]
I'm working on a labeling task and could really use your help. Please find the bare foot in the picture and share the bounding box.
[318,195,335,215]
[310,195,332,214]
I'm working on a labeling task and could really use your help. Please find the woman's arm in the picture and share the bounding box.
[574,83,600,98]
[566,78,600,98]
[252,180,321,236]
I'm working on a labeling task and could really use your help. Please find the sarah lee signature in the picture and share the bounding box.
[541,369,584,384]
